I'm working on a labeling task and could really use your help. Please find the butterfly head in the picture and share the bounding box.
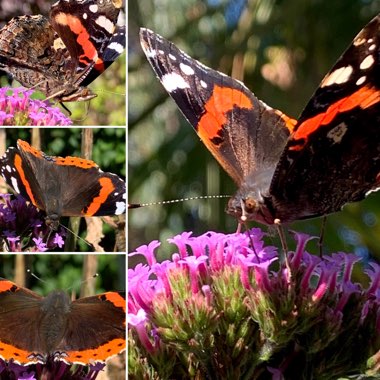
[45,214,60,231]
[227,191,275,225]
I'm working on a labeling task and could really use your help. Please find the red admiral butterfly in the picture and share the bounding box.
[0,278,125,365]
[0,139,126,230]
[0,0,125,102]
[140,14,380,225]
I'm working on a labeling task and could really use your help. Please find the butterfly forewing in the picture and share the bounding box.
[140,28,296,186]
[269,14,380,222]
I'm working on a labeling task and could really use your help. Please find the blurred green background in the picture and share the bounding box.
[0,0,126,126]
[1,128,126,252]
[0,254,125,294]
[129,0,380,263]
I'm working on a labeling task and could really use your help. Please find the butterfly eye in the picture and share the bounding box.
[244,197,257,212]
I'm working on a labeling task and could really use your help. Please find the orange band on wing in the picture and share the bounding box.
[0,341,38,365]
[14,154,38,207]
[197,85,253,141]
[54,13,99,65]
[17,140,43,158]
[274,110,297,133]
[18,140,98,168]
[55,156,97,168]
[291,85,380,150]
[83,177,115,216]
[0,281,15,292]
[64,338,126,365]
[101,292,126,312]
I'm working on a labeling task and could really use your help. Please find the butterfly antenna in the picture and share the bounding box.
[96,88,126,97]
[65,273,99,292]
[59,223,93,248]
[129,194,231,208]
[26,269,46,283]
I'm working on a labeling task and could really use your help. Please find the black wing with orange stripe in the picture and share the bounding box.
[50,0,125,87]
[269,14,380,221]
[0,140,126,221]
[140,28,296,187]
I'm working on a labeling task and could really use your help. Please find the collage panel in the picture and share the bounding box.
[0,0,126,127]
[0,128,126,253]
[0,254,126,379]
[0,0,127,379]
[128,2,380,379]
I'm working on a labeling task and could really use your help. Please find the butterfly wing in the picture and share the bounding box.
[0,279,47,364]
[140,28,296,187]
[14,140,126,218]
[269,14,380,222]
[80,25,126,87]
[0,15,71,98]
[0,145,46,211]
[50,0,124,86]
[55,292,126,364]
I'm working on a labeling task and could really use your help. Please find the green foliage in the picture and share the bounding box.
[0,254,125,294]
[68,53,126,126]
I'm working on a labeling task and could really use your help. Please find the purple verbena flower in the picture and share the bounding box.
[0,357,106,380]
[128,228,380,379]
[0,87,72,126]
[0,194,66,252]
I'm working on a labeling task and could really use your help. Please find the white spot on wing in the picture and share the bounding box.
[161,73,190,92]
[115,201,126,215]
[11,177,20,194]
[200,80,207,88]
[169,54,177,61]
[89,4,98,12]
[356,76,366,85]
[95,15,114,33]
[180,63,195,75]
[369,44,376,51]
[83,13,88,19]
[321,66,353,87]
[360,55,374,70]
[108,42,124,54]
[145,48,157,58]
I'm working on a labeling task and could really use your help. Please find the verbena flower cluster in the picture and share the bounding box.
[0,358,105,380]
[128,228,380,379]
[0,194,65,252]
[0,87,72,126]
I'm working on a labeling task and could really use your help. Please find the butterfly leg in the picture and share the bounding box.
[318,216,327,258]
[240,223,261,262]
[274,219,291,277]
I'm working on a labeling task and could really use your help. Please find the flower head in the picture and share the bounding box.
[0,87,72,126]
[0,194,66,252]
[0,357,105,380]
[128,228,380,379]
